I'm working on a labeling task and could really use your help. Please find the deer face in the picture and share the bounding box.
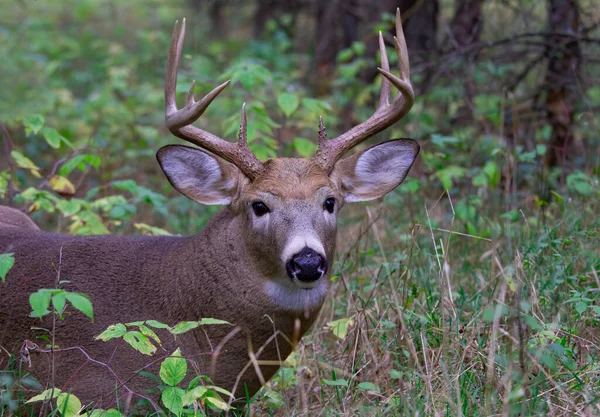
[157,11,418,308]
[157,139,419,302]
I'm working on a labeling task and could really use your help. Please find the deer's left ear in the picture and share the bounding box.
[331,139,419,203]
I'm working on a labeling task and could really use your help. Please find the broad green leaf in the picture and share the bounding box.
[145,320,170,329]
[182,386,208,405]
[30,290,52,318]
[170,321,200,335]
[123,331,156,355]
[326,316,354,339]
[139,325,161,346]
[0,253,15,283]
[52,292,67,314]
[277,92,299,117]
[389,369,403,379]
[22,114,45,135]
[160,348,187,386]
[26,388,62,403]
[56,392,82,417]
[575,301,588,314]
[205,396,229,411]
[65,292,94,321]
[293,137,317,158]
[482,305,509,322]
[321,378,348,386]
[96,324,127,341]
[161,386,184,417]
[358,381,380,392]
[41,127,64,149]
[55,200,82,216]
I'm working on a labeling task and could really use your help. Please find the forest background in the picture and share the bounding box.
[0,0,599,416]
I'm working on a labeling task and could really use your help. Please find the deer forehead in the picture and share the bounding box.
[241,158,335,200]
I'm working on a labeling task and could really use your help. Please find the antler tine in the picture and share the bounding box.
[164,19,264,180]
[314,8,415,173]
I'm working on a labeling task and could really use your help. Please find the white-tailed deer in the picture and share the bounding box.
[0,9,418,408]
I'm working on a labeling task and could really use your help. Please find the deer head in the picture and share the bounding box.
[157,9,419,310]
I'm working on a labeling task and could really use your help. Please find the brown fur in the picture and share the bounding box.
[0,163,333,408]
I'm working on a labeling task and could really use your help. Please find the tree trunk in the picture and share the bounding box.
[544,0,581,167]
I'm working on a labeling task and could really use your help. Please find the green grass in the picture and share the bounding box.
[250,193,600,416]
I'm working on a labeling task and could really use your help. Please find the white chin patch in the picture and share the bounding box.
[265,277,329,311]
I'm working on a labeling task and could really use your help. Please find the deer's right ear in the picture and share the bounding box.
[157,145,241,205]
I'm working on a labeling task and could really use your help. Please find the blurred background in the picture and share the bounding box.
[0,0,597,234]
[1,1,599,415]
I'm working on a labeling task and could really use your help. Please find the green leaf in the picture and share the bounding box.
[145,320,170,329]
[56,392,82,417]
[182,386,208,405]
[0,253,15,283]
[326,316,354,339]
[87,409,124,417]
[41,127,64,149]
[205,396,229,411]
[26,388,62,403]
[123,331,156,355]
[52,292,67,314]
[322,378,348,386]
[30,290,52,318]
[389,369,403,379]
[170,321,200,335]
[96,324,127,341]
[65,292,94,321]
[277,92,299,117]
[431,166,466,190]
[482,305,509,322]
[161,386,185,417]
[575,301,588,314]
[198,318,231,326]
[293,137,318,158]
[11,151,41,178]
[160,348,187,386]
[22,114,45,135]
[358,381,380,393]
[139,325,161,346]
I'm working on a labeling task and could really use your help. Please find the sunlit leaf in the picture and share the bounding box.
[326,316,354,339]
[65,292,94,321]
[160,348,187,386]
[123,331,156,355]
[161,386,184,417]
[56,392,82,417]
[26,388,62,403]
[49,175,76,197]
[96,323,127,341]
[0,253,15,283]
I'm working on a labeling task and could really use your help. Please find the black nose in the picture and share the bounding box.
[286,247,328,282]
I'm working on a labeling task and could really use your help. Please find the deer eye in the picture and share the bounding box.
[251,201,270,217]
[324,197,335,214]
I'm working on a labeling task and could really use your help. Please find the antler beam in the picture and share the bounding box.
[314,8,415,172]
[165,19,264,180]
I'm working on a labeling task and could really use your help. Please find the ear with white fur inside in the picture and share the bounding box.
[157,145,240,205]
[331,139,419,203]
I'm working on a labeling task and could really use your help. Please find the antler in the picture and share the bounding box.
[165,19,264,179]
[314,8,415,173]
